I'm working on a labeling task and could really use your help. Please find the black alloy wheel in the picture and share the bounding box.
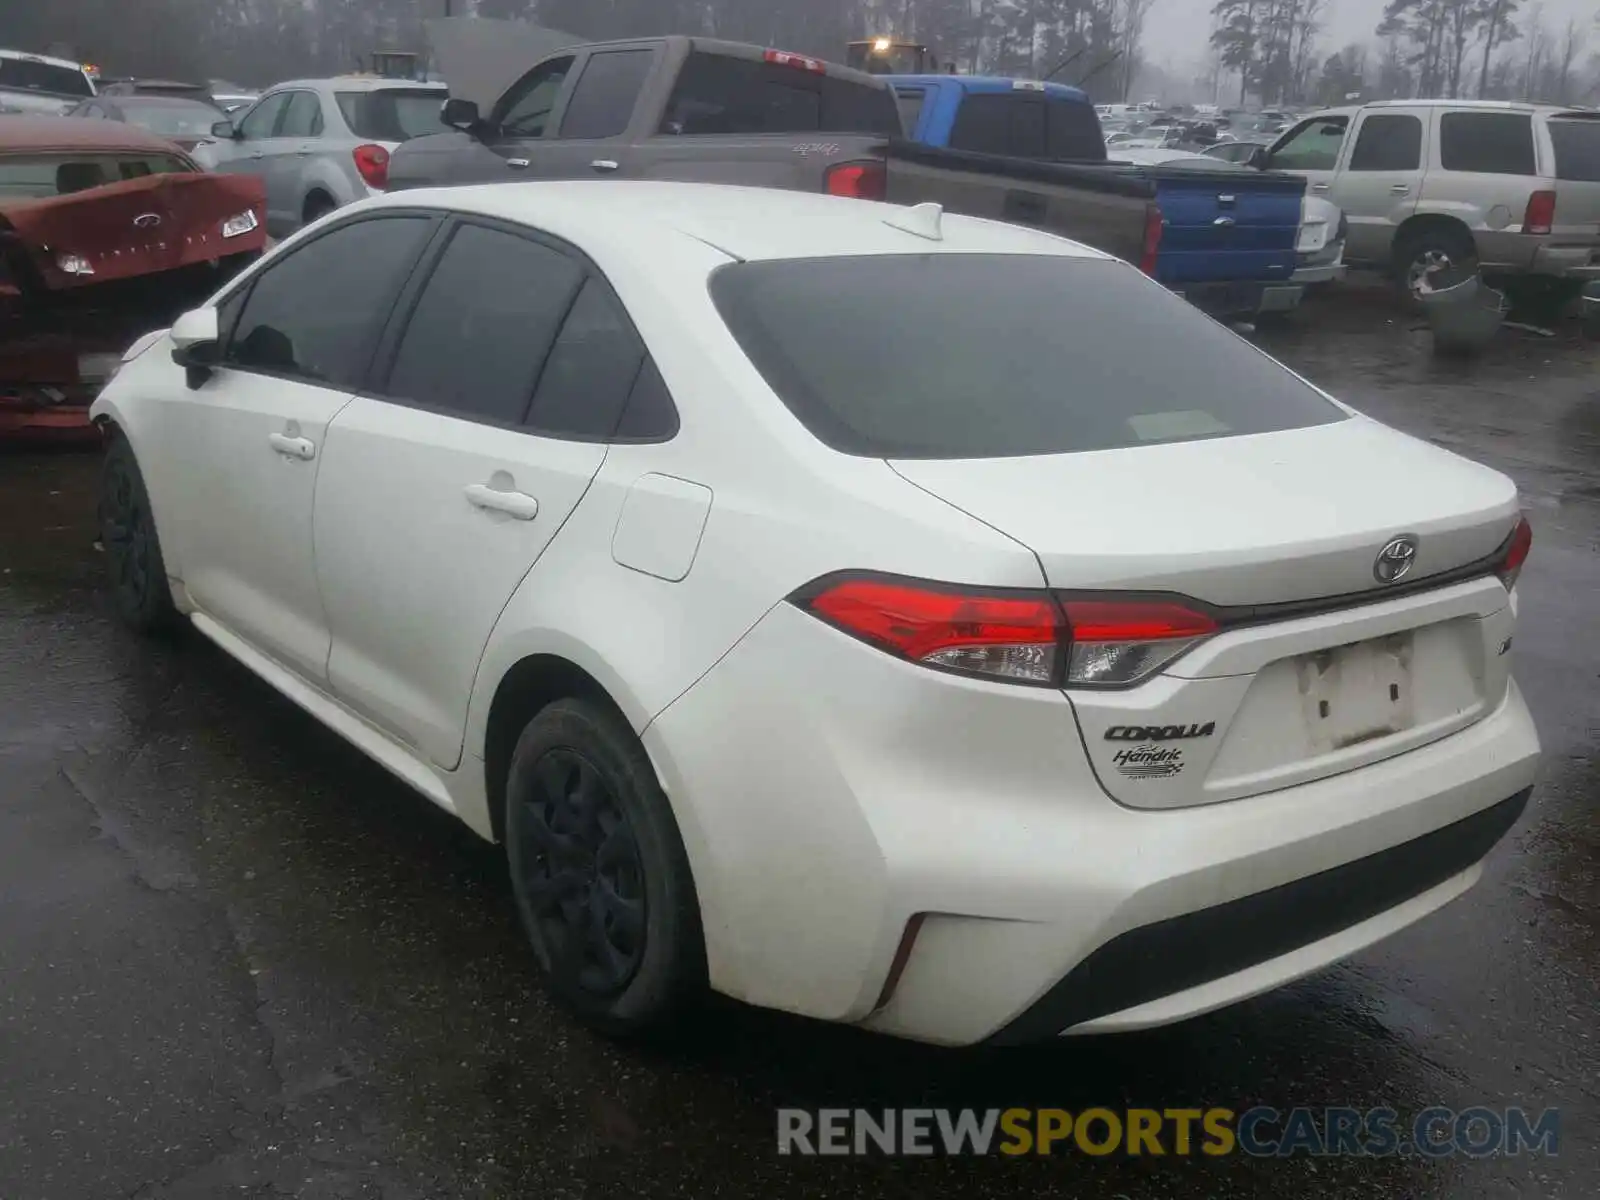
[99,435,176,633]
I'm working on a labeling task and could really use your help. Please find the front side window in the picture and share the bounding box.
[238,93,288,139]
[1440,111,1536,175]
[495,57,575,138]
[1348,113,1422,172]
[559,49,654,140]
[1267,116,1347,171]
[382,223,584,424]
[710,254,1345,459]
[225,216,433,387]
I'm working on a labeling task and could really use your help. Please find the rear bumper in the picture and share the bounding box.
[1527,243,1600,279]
[646,601,1541,1045]
[0,405,95,440]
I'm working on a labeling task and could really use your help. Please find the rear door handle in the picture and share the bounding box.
[1390,183,1410,194]
[1311,182,1330,192]
[249,150,265,159]
[268,432,315,461]
[591,159,620,173]
[506,157,530,170]
[464,483,539,520]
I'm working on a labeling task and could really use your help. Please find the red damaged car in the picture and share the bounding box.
[0,115,266,440]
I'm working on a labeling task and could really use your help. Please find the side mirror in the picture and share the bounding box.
[211,119,237,139]
[170,307,221,387]
[441,96,481,133]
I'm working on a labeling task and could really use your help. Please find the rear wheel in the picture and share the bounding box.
[98,434,177,635]
[1394,225,1478,299]
[504,698,704,1037]
[302,193,336,227]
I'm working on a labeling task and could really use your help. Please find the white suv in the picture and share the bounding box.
[92,183,1539,1045]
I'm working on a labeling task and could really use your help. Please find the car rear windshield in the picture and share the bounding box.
[0,58,92,98]
[0,153,193,199]
[947,93,1108,161]
[660,52,901,136]
[1548,117,1600,181]
[710,254,1345,459]
[336,89,450,141]
[122,99,227,137]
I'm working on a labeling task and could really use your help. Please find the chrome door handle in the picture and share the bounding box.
[591,159,620,173]
[268,432,315,461]
[249,151,265,159]
[506,157,530,170]
[1311,182,1330,192]
[464,483,539,520]
[1390,184,1410,194]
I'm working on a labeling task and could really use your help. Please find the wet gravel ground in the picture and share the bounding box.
[1,279,1596,1198]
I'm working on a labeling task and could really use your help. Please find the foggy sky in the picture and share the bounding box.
[1142,0,1598,71]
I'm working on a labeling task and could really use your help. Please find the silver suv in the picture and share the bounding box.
[1258,100,1600,295]
[195,77,449,235]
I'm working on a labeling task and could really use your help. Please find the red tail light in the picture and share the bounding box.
[1496,515,1533,591]
[824,160,887,201]
[764,49,826,74]
[1140,203,1164,276]
[1523,190,1556,235]
[352,143,390,189]
[792,574,1216,687]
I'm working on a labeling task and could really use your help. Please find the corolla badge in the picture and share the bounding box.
[132,213,162,228]
[1374,535,1419,584]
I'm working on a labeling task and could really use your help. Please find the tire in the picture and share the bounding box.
[302,194,335,227]
[504,698,705,1037]
[1393,225,1478,299]
[98,434,178,635]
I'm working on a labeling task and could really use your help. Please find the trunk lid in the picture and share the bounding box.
[891,418,1523,810]
[1147,165,1303,284]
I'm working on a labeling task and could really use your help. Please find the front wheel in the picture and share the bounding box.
[504,698,705,1037]
[98,434,177,634]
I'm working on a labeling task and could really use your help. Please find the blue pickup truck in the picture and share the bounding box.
[884,75,1306,317]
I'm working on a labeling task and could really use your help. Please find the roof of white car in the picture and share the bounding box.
[269,76,448,93]
[366,181,1112,264]
[0,48,87,70]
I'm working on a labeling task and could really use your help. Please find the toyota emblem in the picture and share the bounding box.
[1374,535,1419,584]
[133,212,162,228]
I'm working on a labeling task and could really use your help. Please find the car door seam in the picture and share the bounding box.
[312,392,364,683]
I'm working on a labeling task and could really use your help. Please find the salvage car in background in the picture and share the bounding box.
[0,47,96,116]
[197,76,450,234]
[0,116,265,438]
[66,94,231,153]
[92,181,1537,1046]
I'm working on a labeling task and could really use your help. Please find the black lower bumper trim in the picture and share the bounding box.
[987,788,1531,1045]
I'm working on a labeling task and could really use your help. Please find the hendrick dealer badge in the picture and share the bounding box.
[1112,744,1186,780]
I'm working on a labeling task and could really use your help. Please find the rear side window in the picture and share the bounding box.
[1547,118,1600,181]
[383,223,584,425]
[894,87,926,135]
[526,279,646,438]
[1348,113,1422,171]
[0,57,92,97]
[227,216,433,387]
[1440,112,1535,175]
[559,49,654,139]
[710,254,1344,459]
[660,52,900,136]
[336,90,451,141]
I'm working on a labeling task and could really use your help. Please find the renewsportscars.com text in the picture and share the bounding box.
[776,1106,1561,1158]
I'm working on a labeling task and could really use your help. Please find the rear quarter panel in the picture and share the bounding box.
[630,133,886,190]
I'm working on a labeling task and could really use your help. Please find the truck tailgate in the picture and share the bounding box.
[1147,166,1303,284]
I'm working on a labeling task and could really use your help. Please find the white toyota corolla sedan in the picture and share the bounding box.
[91,181,1539,1046]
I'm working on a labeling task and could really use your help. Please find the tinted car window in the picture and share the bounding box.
[947,94,1106,162]
[1348,114,1422,171]
[238,93,288,138]
[277,91,323,138]
[894,87,925,135]
[559,49,654,139]
[1547,118,1600,181]
[1010,100,1047,158]
[336,90,450,140]
[1439,111,1535,175]
[384,223,584,424]
[660,53,900,136]
[710,254,1344,459]
[613,357,679,441]
[0,58,92,98]
[1267,117,1347,170]
[227,216,432,387]
[1047,97,1108,160]
[947,95,1010,154]
[527,279,647,438]
[496,57,574,137]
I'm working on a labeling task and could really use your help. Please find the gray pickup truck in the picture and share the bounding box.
[386,35,1162,272]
